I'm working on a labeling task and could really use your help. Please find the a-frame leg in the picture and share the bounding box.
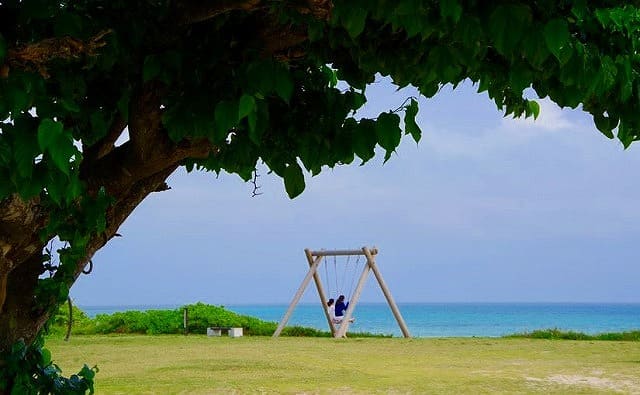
[334,256,371,338]
[305,249,336,336]
[272,254,323,337]
[364,247,411,338]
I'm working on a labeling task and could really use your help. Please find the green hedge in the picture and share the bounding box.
[49,302,386,337]
[506,328,640,341]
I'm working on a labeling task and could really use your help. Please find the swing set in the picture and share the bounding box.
[273,247,411,338]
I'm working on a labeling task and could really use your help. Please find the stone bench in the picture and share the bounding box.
[207,327,243,337]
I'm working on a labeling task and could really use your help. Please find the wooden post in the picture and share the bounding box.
[306,249,336,336]
[334,258,371,338]
[272,254,323,337]
[64,296,73,342]
[364,247,411,338]
[183,307,189,336]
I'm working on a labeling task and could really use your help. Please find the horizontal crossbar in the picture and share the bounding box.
[308,248,378,257]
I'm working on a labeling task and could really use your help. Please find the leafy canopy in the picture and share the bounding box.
[0,0,639,300]
[3,0,640,391]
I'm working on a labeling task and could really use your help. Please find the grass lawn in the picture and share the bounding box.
[46,335,640,394]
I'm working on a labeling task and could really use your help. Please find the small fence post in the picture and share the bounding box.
[183,307,189,335]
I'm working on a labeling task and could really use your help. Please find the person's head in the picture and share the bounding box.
[327,298,334,306]
[337,295,345,302]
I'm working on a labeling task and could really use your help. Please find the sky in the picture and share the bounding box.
[70,78,640,306]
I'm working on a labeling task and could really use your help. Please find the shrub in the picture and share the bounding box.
[48,302,389,338]
[507,328,640,341]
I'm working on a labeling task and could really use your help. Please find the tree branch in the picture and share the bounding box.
[128,82,166,163]
[69,166,179,285]
[2,30,111,78]
[173,0,262,25]
[171,0,332,26]
[95,115,127,160]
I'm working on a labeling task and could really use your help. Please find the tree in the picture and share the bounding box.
[1,0,639,392]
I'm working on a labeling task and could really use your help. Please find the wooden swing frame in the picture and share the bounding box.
[273,247,411,338]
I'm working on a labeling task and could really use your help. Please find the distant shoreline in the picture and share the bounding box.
[73,302,640,338]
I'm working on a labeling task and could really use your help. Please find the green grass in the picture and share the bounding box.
[507,328,640,341]
[46,335,640,394]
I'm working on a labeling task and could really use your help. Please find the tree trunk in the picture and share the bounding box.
[0,251,48,354]
[0,62,219,395]
[0,164,181,394]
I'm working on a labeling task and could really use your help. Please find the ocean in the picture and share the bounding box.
[79,303,640,338]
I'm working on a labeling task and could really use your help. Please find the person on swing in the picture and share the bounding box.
[334,295,355,323]
[326,298,338,323]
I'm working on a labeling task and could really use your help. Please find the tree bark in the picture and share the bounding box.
[0,167,181,359]
[0,252,48,354]
[0,80,217,357]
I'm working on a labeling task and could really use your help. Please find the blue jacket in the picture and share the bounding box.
[335,300,349,316]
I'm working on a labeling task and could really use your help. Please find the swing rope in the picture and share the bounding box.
[333,255,339,298]
[338,254,350,297]
[323,255,331,299]
[346,254,362,301]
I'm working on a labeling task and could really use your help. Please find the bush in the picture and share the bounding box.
[507,328,640,341]
[47,301,96,336]
[48,302,389,338]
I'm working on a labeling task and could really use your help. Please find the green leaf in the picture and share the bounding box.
[600,56,618,92]
[342,7,367,38]
[6,83,31,114]
[245,61,272,96]
[619,56,633,102]
[440,0,462,23]
[12,122,39,179]
[247,111,258,143]
[509,67,532,93]
[489,5,531,56]
[273,66,294,103]
[41,348,52,366]
[543,19,570,62]
[593,113,614,139]
[37,119,64,152]
[249,100,268,146]
[59,98,80,113]
[617,121,634,148]
[521,30,551,67]
[214,100,238,142]
[49,144,75,176]
[353,119,377,163]
[66,174,83,204]
[404,99,422,143]
[162,103,190,142]
[322,65,338,88]
[526,100,540,119]
[37,119,74,175]
[375,112,401,154]
[238,94,256,121]
[46,170,67,205]
[283,162,305,198]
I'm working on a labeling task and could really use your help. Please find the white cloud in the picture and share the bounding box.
[423,97,584,160]
[501,98,575,133]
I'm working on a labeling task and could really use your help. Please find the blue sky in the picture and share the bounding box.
[71,79,640,306]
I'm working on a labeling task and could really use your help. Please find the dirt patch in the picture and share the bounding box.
[526,374,640,394]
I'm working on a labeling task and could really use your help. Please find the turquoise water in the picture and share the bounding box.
[80,303,640,337]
